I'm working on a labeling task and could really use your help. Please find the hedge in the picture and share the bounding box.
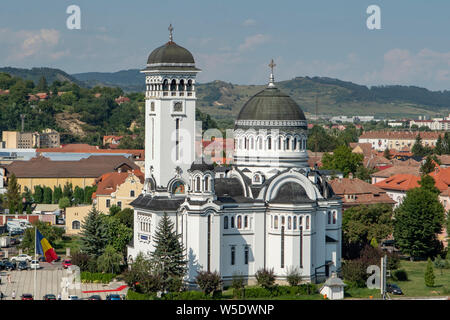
[244,284,317,298]
[163,291,210,300]
[81,272,115,284]
[126,290,157,300]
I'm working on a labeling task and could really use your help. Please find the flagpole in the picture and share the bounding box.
[34,226,37,299]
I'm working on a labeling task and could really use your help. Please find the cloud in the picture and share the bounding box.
[364,48,450,88]
[238,34,270,52]
[242,19,256,27]
[0,28,62,61]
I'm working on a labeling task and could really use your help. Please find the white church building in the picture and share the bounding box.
[127,27,342,286]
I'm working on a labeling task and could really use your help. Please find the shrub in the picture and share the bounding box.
[425,258,435,287]
[392,269,408,281]
[166,276,184,292]
[163,291,208,300]
[255,268,276,289]
[231,273,245,299]
[196,271,222,296]
[244,287,272,298]
[341,259,366,288]
[286,266,302,286]
[80,272,115,283]
[126,290,157,300]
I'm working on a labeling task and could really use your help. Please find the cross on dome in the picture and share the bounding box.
[168,24,174,42]
[268,58,276,87]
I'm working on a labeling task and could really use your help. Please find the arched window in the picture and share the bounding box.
[278,137,282,150]
[72,220,80,230]
[179,79,185,91]
[244,137,248,150]
[231,216,235,228]
[333,211,337,224]
[306,216,310,230]
[170,79,177,91]
[274,216,278,229]
[258,137,263,150]
[285,138,290,150]
[281,216,285,226]
[328,211,331,224]
[268,137,272,150]
[244,216,248,228]
[196,176,201,192]
[288,216,292,229]
[293,216,297,230]
[224,216,229,229]
[299,216,303,227]
[162,79,169,91]
[250,137,254,150]
[204,176,209,191]
[186,79,193,91]
[237,215,242,229]
[293,137,297,150]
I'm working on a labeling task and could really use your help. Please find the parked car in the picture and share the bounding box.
[11,254,32,263]
[3,261,16,270]
[17,261,28,271]
[88,295,102,300]
[43,294,56,300]
[62,259,72,269]
[68,295,79,300]
[387,283,403,295]
[30,260,40,269]
[9,230,23,237]
[21,293,34,300]
[106,294,121,300]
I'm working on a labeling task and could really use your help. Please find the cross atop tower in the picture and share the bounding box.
[268,58,276,87]
[168,24,174,42]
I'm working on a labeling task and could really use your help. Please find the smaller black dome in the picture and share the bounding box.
[147,41,195,65]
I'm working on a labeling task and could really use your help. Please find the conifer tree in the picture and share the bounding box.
[80,206,109,257]
[424,258,435,287]
[33,185,43,203]
[150,212,187,291]
[4,173,21,213]
[435,135,444,155]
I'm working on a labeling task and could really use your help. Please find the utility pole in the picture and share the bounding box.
[380,254,387,299]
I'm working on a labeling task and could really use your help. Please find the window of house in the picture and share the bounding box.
[117,201,122,209]
[224,216,228,229]
[244,216,248,228]
[237,215,242,229]
[244,246,249,265]
[205,176,209,192]
[333,211,337,224]
[231,216,235,228]
[72,221,80,230]
[196,176,201,192]
[328,211,331,224]
[130,190,135,197]
[106,199,111,208]
[231,246,235,265]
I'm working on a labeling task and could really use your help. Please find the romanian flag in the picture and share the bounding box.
[36,229,58,263]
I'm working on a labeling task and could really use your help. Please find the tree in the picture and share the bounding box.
[63,182,73,200]
[424,258,435,287]
[103,215,133,254]
[412,134,432,157]
[52,185,63,204]
[20,220,64,253]
[73,186,84,205]
[3,173,21,214]
[43,187,53,204]
[435,135,444,155]
[150,212,187,292]
[80,206,109,257]
[383,147,391,160]
[33,185,43,203]
[321,145,363,177]
[36,76,48,92]
[195,271,222,296]
[342,204,394,259]
[115,208,134,228]
[394,175,445,259]
[123,253,161,294]
[58,197,71,210]
[97,245,122,274]
[420,155,440,174]
[109,205,121,216]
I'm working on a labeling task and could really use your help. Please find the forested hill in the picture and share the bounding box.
[0,67,84,87]
[3,67,450,121]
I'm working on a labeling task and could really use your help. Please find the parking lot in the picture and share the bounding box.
[0,263,128,300]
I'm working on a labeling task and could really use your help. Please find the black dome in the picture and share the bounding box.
[189,158,214,172]
[147,41,195,65]
[236,86,306,123]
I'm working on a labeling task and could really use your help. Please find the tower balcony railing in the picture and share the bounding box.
[146,90,195,98]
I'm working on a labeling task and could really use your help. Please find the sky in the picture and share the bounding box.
[1,0,450,90]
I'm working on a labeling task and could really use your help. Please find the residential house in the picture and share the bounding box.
[329,176,396,209]
[65,205,92,235]
[358,131,443,151]
[371,166,421,184]
[92,169,144,213]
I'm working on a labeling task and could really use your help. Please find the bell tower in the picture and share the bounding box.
[142,25,201,190]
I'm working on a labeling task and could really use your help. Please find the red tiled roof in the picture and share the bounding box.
[371,165,420,178]
[94,169,144,196]
[374,174,421,191]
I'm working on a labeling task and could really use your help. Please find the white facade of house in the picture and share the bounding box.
[127,33,342,286]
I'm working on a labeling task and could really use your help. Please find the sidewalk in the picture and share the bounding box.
[0,270,128,300]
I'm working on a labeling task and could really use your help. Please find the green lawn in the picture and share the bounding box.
[391,260,450,297]
[53,235,82,256]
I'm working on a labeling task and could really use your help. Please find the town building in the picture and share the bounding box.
[65,205,92,236]
[371,166,420,184]
[329,176,395,209]
[1,129,60,149]
[127,29,342,286]
[93,169,144,213]
[358,131,443,151]
[4,155,139,192]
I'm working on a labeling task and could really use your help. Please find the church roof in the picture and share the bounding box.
[130,194,185,211]
[145,41,200,71]
[235,86,306,128]
[269,181,314,203]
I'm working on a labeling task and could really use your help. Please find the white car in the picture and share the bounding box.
[30,260,40,269]
[11,254,32,263]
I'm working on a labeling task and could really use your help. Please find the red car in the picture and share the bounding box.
[62,259,72,269]
[21,294,33,300]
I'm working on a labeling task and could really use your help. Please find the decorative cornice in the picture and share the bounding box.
[235,119,308,127]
